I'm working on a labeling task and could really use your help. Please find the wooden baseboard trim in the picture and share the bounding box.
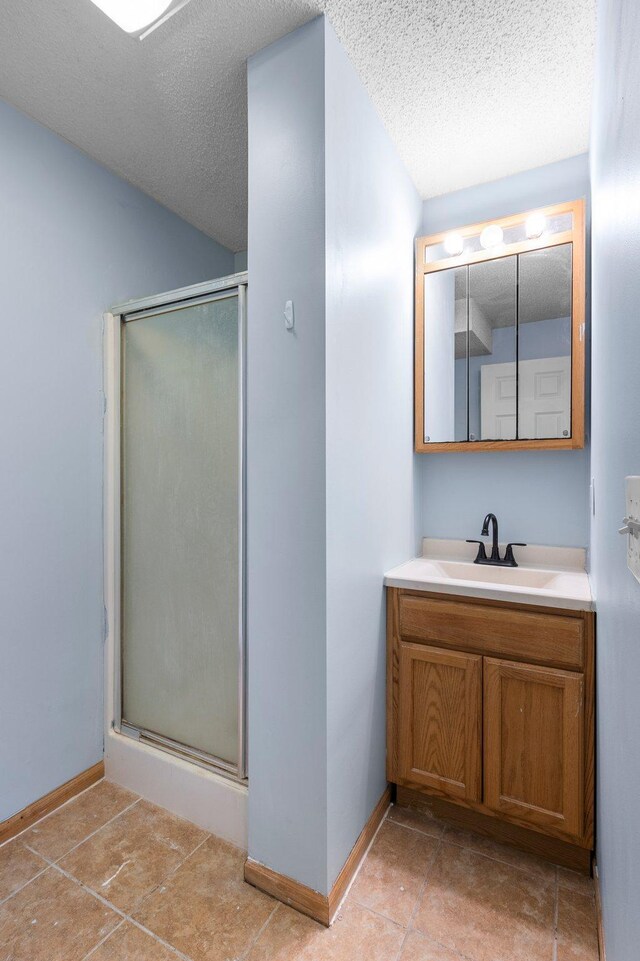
[0,761,105,846]
[396,786,592,874]
[327,786,391,920]
[244,859,330,926]
[594,862,606,961]
[244,785,391,927]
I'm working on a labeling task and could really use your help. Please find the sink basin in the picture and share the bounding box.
[421,559,565,590]
[384,553,593,611]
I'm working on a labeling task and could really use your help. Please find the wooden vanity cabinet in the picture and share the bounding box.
[387,588,595,865]
[484,658,585,838]
[397,643,482,802]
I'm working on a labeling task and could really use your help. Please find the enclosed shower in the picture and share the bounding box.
[103,274,247,839]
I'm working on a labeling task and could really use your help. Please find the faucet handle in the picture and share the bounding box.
[466,539,488,564]
[503,543,527,567]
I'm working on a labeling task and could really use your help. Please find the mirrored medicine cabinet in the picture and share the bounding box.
[414,200,586,453]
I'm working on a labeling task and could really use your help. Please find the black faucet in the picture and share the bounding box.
[466,513,526,567]
[482,512,500,561]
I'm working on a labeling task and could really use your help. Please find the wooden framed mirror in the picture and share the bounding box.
[415,199,586,453]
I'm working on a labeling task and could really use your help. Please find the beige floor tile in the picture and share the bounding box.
[556,887,599,961]
[0,867,119,961]
[134,834,275,961]
[89,921,179,960]
[440,824,558,884]
[60,799,206,913]
[0,840,47,902]
[412,841,555,961]
[0,781,597,961]
[350,821,440,925]
[247,900,405,961]
[556,944,600,961]
[23,781,138,862]
[386,805,446,840]
[557,866,595,899]
[399,929,468,961]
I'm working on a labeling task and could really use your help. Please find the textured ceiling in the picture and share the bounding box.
[0,0,595,251]
[454,244,572,328]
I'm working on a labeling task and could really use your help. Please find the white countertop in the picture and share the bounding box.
[384,539,593,611]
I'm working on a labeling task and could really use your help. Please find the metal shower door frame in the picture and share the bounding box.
[103,272,248,783]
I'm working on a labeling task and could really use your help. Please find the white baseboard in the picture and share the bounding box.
[105,730,248,850]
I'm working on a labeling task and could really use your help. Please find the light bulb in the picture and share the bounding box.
[88,0,192,38]
[525,212,547,239]
[443,233,464,256]
[480,225,504,249]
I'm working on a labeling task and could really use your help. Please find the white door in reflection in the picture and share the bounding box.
[480,362,517,440]
[481,355,571,440]
[518,355,571,438]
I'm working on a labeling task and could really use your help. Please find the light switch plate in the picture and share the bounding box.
[625,476,640,584]
[284,300,295,331]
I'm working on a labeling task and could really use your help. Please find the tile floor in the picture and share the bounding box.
[0,779,600,961]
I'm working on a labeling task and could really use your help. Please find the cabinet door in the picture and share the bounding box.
[398,642,482,801]
[484,657,584,838]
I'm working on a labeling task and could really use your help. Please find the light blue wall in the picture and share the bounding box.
[324,19,422,888]
[421,156,591,549]
[234,250,248,272]
[423,156,590,232]
[246,18,329,892]
[247,16,421,893]
[0,98,234,821]
[590,1,640,958]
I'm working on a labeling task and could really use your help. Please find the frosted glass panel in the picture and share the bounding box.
[121,295,240,764]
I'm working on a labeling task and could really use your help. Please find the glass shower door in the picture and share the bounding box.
[120,290,243,775]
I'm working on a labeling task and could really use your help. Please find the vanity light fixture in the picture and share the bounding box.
[87,0,193,38]
[525,212,547,239]
[480,224,504,249]
[443,233,465,256]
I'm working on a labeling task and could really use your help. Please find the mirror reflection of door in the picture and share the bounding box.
[471,247,573,441]
[422,240,574,444]
[416,200,584,451]
[468,257,517,441]
[516,244,572,439]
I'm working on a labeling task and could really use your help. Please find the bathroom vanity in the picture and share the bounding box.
[385,541,594,871]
